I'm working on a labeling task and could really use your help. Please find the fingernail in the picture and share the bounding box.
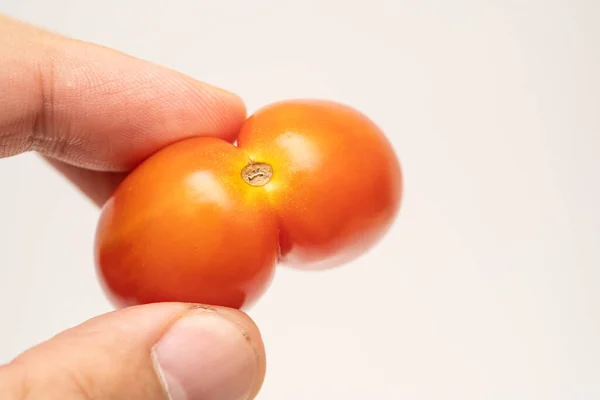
[153,308,260,400]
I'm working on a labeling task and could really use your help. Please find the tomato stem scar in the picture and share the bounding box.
[241,161,273,187]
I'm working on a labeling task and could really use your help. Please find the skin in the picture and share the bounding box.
[96,99,402,309]
[96,137,280,309]
[0,14,265,400]
[239,100,402,267]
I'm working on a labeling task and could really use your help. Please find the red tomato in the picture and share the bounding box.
[95,99,402,309]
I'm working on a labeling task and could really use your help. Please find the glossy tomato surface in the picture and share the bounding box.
[95,99,402,309]
[239,100,402,268]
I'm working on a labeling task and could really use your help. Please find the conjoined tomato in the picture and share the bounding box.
[95,99,402,309]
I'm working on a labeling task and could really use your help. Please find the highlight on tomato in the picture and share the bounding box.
[94,99,403,309]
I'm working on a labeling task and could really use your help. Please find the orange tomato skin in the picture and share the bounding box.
[95,137,279,309]
[237,99,402,268]
[95,99,402,309]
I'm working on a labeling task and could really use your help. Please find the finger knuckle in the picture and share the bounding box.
[27,41,83,161]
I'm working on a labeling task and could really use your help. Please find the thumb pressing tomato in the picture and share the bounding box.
[94,99,402,309]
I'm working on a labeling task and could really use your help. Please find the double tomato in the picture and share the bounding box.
[95,99,402,309]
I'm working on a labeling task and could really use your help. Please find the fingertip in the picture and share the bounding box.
[153,305,265,400]
[174,73,248,143]
[197,305,267,399]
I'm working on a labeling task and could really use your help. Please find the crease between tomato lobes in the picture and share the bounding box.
[95,99,402,309]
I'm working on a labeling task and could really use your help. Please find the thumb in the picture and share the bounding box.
[0,303,266,400]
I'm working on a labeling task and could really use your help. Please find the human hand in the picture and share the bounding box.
[0,15,265,400]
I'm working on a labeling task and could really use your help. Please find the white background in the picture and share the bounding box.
[1,1,599,399]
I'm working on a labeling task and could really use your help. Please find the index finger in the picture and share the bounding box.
[0,14,246,171]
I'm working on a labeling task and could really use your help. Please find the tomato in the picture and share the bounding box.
[95,99,402,309]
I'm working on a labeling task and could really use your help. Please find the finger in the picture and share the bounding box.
[0,303,266,400]
[44,157,128,206]
[0,14,246,171]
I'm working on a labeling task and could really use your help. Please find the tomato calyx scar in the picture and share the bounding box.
[241,161,273,187]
